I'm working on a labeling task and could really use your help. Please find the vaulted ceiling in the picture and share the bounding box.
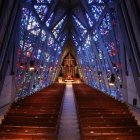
[16,0,125,101]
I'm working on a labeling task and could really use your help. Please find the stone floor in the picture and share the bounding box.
[58,83,80,140]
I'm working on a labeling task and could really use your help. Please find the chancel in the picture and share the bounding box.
[61,52,78,82]
[0,0,140,139]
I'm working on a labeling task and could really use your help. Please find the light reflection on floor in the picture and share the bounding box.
[58,83,80,140]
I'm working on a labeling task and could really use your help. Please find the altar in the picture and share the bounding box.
[64,75,74,82]
[58,52,81,83]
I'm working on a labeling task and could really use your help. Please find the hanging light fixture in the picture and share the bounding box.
[20,62,24,68]
[27,51,31,57]
[99,79,102,82]
[29,60,35,71]
[109,74,115,86]
[98,71,102,76]
[113,63,117,69]
[40,62,44,68]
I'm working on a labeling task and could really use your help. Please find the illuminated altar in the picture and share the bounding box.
[62,53,77,81]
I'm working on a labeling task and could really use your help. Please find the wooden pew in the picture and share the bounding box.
[0,83,66,140]
[73,84,140,140]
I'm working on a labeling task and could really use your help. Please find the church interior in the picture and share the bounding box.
[0,0,140,139]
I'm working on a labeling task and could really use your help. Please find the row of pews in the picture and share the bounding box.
[0,83,65,140]
[73,84,140,140]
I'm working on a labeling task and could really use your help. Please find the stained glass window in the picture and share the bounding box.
[16,0,67,98]
[72,3,123,100]
[91,5,105,21]
[73,16,87,39]
[36,0,52,4]
[46,12,54,27]
[86,13,93,27]
[52,16,67,39]
[16,0,123,101]
[34,5,48,21]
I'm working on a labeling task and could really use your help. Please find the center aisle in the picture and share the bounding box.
[58,83,80,140]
